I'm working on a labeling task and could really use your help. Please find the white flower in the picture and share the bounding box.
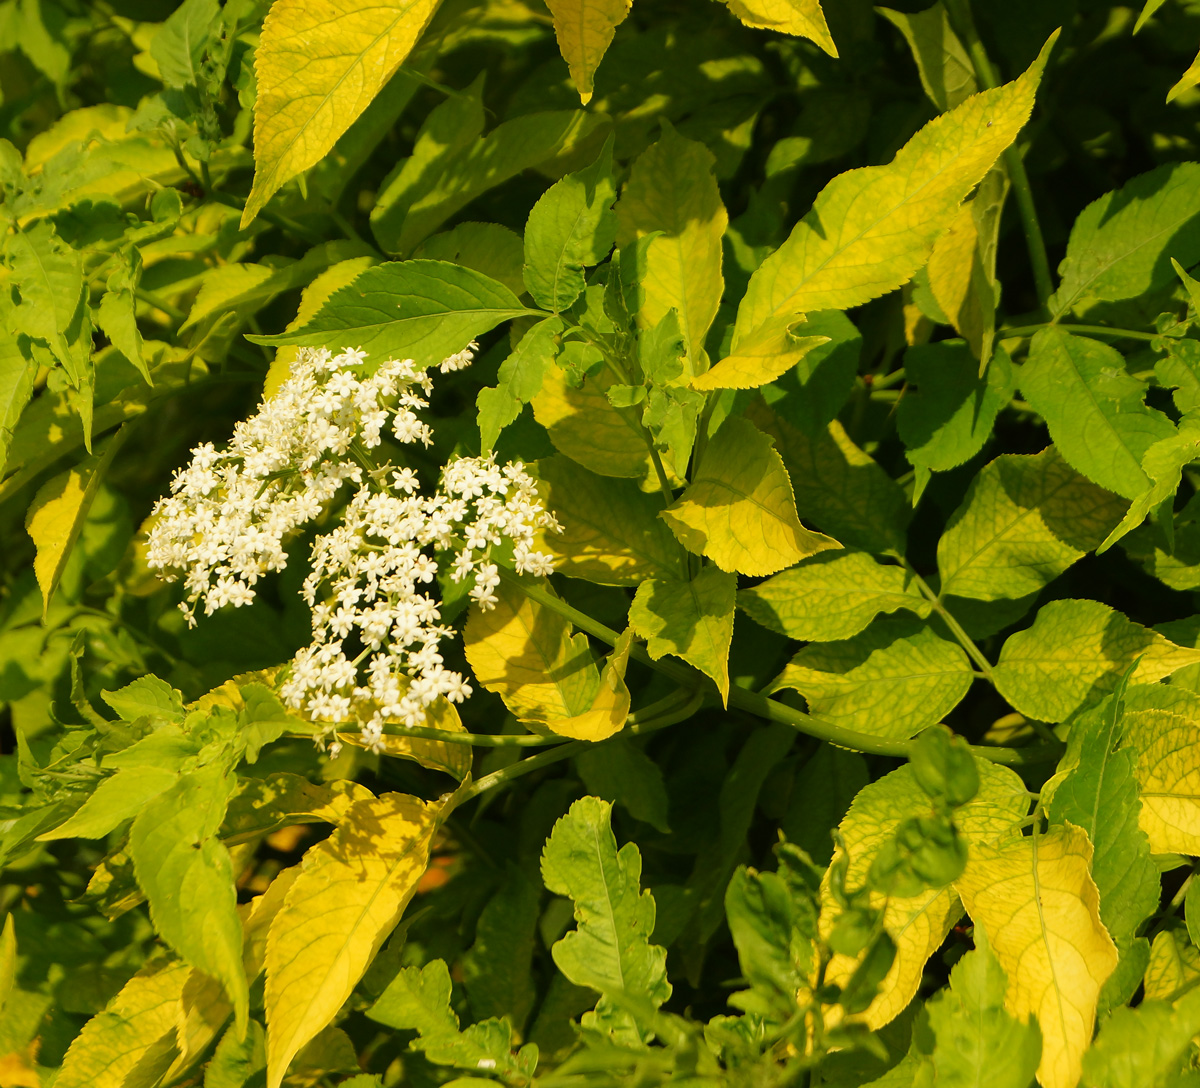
[149,342,559,752]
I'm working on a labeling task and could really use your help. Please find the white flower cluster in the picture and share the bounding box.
[146,344,559,752]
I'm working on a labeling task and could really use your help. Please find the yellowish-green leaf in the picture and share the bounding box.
[926,195,998,361]
[243,0,441,227]
[819,760,1028,1030]
[772,615,973,740]
[691,315,828,391]
[220,774,374,846]
[736,35,1052,337]
[739,550,932,643]
[660,415,839,576]
[264,792,439,1088]
[0,914,14,1015]
[1122,709,1200,856]
[545,0,632,104]
[993,599,1200,723]
[1144,930,1200,1004]
[25,430,123,617]
[616,125,727,368]
[938,447,1128,602]
[533,362,664,486]
[878,2,976,112]
[954,823,1119,1088]
[1168,48,1200,103]
[630,566,736,704]
[337,695,471,780]
[535,454,684,585]
[55,957,192,1088]
[464,580,632,740]
[747,400,911,555]
[720,0,837,57]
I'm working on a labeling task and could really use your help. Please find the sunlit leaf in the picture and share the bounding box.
[719,0,836,56]
[546,0,632,104]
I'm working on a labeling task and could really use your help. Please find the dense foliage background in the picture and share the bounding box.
[8,1,1200,1086]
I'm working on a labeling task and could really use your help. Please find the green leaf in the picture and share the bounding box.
[1050,162,1200,316]
[735,36,1051,334]
[150,0,219,88]
[782,746,869,865]
[414,222,527,298]
[897,340,1016,498]
[477,317,563,452]
[926,931,1042,1088]
[879,2,977,112]
[249,260,532,369]
[6,218,84,371]
[100,675,184,723]
[738,550,932,642]
[748,400,911,554]
[993,598,1200,723]
[541,796,670,1034]
[129,765,248,1031]
[41,763,182,841]
[760,308,862,436]
[0,323,37,478]
[577,738,671,834]
[368,959,526,1076]
[772,615,974,740]
[1020,328,1174,500]
[937,446,1127,602]
[1155,336,1200,415]
[370,80,607,254]
[629,566,736,703]
[462,869,542,1035]
[1046,684,1158,941]
[1080,988,1200,1088]
[536,454,683,584]
[0,914,15,1015]
[661,414,839,575]
[523,136,617,313]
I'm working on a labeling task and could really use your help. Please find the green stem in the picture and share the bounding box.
[499,569,1062,765]
[905,562,996,681]
[999,322,1158,342]
[135,287,186,326]
[945,0,1054,309]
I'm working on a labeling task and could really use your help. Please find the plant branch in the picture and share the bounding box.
[999,322,1158,342]
[904,561,996,681]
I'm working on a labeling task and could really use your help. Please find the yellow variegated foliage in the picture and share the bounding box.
[819,761,1029,1030]
[735,36,1053,341]
[660,416,838,576]
[719,0,837,57]
[464,580,632,740]
[1122,709,1200,856]
[617,126,727,368]
[1144,930,1200,1003]
[55,958,192,1088]
[955,824,1119,1088]
[546,0,633,105]
[265,792,439,1088]
[691,315,829,391]
[244,0,441,227]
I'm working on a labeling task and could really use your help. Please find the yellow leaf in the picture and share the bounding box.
[720,0,837,57]
[25,431,123,617]
[819,760,1029,1030]
[1144,930,1200,1003]
[617,125,727,368]
[735,35,1053,338]
[691,315,829,391]
[265,792,439,1088]
[544,0,632,105]
[954,824,1119,1088]
[0,915,14,1014]
[660,415,839,576]
[464,580,632,740]
[532,362,670,487]
[534,454,685,586]
[1168,47,1200,102]
[1122,709,1200,856]
[926,193,1000,362]
[55,958,191,1088]
[244,0,441,228]
[339,694,472,780]
[264,257,378,398]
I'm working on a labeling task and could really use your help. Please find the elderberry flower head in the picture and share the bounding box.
[146,343,559,754]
